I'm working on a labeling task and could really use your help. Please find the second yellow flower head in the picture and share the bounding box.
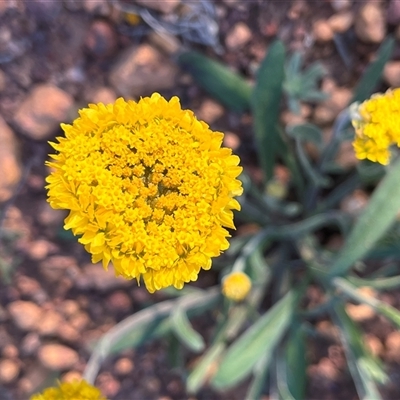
[352,87,400,165]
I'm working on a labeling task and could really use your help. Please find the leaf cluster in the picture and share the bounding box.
[85,37,400,399]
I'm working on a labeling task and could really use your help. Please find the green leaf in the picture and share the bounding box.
[295,138,331,188]
[329,158,400,278]
[286,123,323,148]
[187,342,226,394]
[212,290,294,389]
[245,354,271,400]
[351,36,395,104]
[109,315,169,353]
[171,307,205,352]
[177,51,252,113]
[334,277,400,329]
[84,289,220,384]
[252,40,286,181]
[348,275,400,291]
[284,323,307,399]
[332,303,387,399]
[356,160,385,185]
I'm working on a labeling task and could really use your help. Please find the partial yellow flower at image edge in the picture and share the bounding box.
[222,271,252,301]
[46,93,243,293]
[30,380,106,400]
[352,87,400,165]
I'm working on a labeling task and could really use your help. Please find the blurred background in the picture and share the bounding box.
[1,0,400,399]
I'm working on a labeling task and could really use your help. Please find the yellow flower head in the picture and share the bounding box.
[222,271,252,301]
[46,93,243,293]
[351,88,400,165]
[30,380,105,400]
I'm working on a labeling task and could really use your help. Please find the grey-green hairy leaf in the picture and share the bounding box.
[171,307,205,352]
[212,290,295,389]
[351,36,395,104]
[329,158,400,278]
[177,51,252,113]
[252,40,286,181]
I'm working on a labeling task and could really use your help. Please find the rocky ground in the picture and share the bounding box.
[1,0,400,399]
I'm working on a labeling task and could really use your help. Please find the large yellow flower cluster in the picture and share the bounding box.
[46,93,243,292]
[30,380,105,400]
[352,88,400,165]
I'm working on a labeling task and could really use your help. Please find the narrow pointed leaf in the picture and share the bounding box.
[177,51,252,113]
[187,342,226,394]
[329,158,400,277]
[252,40,286,181]
[334,277,400,329]
[171,307,205,352]
[286,123,323,148]
[212,290,294,389]
[351,36,395,104]
[332,304,387,399]
[285,323,307,399]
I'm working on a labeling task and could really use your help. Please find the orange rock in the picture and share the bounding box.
[38,344,79,370]
[13,84,74,140]
[8,301,43,331]
[0,117,21,202]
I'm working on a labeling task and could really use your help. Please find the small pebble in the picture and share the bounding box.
[355,2,386,43]
[345,303,375,322]
[0,69,5,92]
[109,44,178,98]
[2,345,18,359]
[330,0,352,12]
[62,370,83,382]
[8,301,43,331]
[135,0,180,14]
[76,264,130,291]
[196,99,224,125]
[0,117,21,203]
[383,61,400,88]
[85,20,117,58]
[15,275,42,298]
[21,333,41,357]
[328,11,353,33]
[0,359,20,384]
[60,300,80,318]
[313,20,334,42]
[114,357,134,376]
[56,322,80,343]
[69,311,90,332]
[387,0,400,25]
[365,334,383,357]
[313,85,352,125]
[340,189,368,215]
[83,0,110,15]
[96,372,121,398]
[386,331,400,362]
[106,291,132,313]
[88,87,117,105]
[26,239,54,261]
[38,310,64,336]
[225,22,252,50]
[39,256,77,283]
[13,84,74,140]
[38,344,79,370]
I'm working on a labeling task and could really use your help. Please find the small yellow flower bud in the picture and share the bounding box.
[222,271,252,301]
